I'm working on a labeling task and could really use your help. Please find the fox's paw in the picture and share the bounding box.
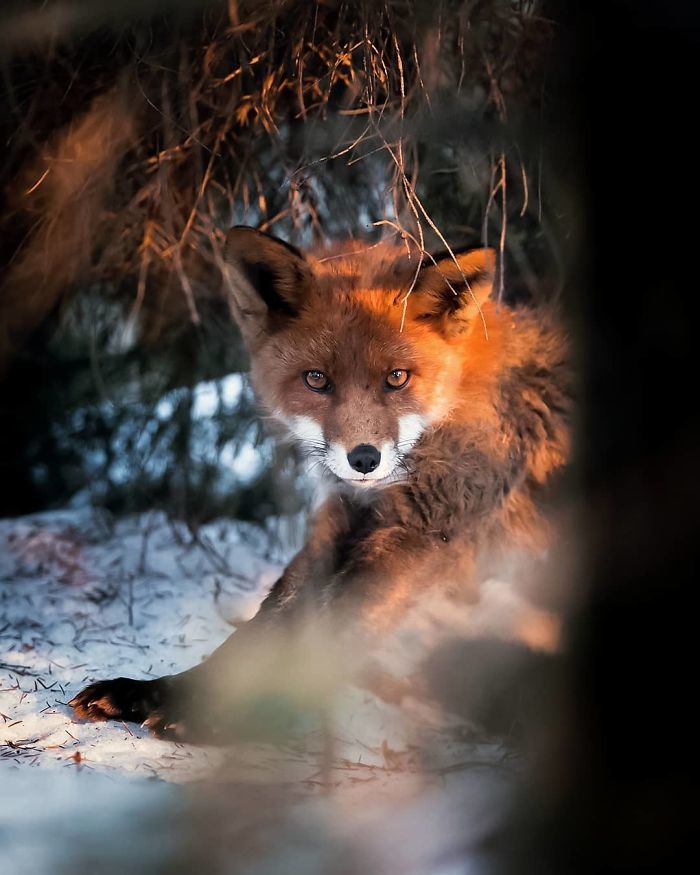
[69,676,174,726]
[69,676,212,741]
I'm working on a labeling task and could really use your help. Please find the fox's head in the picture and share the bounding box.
[224,227,495,490]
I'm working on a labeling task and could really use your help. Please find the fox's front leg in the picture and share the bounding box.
[69,507,346,740]
[70,475,484,739]
[69,539,334,740]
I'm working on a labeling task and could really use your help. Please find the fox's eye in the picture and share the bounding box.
[385,369,410,390]
[303,370,331,392]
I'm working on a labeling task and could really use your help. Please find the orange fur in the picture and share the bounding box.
[70,230,571,739]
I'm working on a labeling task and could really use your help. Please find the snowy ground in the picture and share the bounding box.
[0,508,287,780]
[0,508,523,874]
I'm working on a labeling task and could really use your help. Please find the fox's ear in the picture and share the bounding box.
[224,226,311,341]
[408,247,496,336]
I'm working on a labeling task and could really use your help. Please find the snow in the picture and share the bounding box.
[0,508,287,780]
[0,507,523,873]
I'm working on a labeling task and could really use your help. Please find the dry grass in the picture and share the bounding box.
[0,0,553,359]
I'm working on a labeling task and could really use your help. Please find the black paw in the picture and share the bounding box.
[69,676,177,728]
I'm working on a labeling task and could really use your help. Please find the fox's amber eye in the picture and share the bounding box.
[303,370,331,392]
[385,369,410,390]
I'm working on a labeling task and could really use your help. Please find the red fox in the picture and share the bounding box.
[70,227,571,739]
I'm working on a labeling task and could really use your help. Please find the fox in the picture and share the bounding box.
[69,226,571,740]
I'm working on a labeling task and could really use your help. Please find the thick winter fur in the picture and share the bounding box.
[70,228,571,740]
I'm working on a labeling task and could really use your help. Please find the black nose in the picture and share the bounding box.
[347,444,381,474]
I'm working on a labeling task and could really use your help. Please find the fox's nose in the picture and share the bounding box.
[347,444,381,475]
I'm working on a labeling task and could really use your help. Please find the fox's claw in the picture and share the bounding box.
[141,712,188,740]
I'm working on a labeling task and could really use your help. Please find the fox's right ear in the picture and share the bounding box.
[407,246,495,337]
[224,226,311,342]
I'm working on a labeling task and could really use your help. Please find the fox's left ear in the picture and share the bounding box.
[408,247,496,336]
[224,226,311,344]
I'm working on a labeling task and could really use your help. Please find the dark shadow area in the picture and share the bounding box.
[500,2,698,872]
